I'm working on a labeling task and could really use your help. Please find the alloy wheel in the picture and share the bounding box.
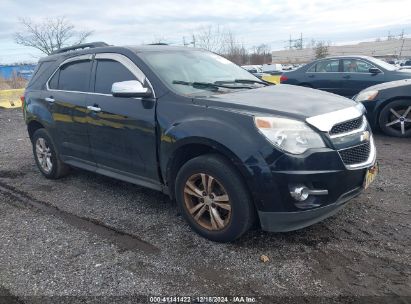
[183,173,232,231]
[385,106,411,135]
[35,137,53,173]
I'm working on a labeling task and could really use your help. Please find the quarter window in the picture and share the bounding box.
[48,69,59,90]
[94,59,137,94]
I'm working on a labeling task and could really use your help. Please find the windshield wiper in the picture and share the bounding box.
[215,79,271,86]
[172,80,252,90]
[233,79,271,86]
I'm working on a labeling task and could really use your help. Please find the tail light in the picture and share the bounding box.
[20,96,25,109]
[280,74,288,83]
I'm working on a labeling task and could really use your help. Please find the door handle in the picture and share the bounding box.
[87,105,101,112]
[45,97,55,103]
[308,75,315,78]
[342,75,351,79]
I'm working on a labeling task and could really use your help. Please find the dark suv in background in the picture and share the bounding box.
[23,42,378,242]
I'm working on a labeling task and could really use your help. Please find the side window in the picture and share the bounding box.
[311,60,339,72]
[342,59,373,73]
[307,63,317,72]
[94,59,137,94]
[57,60,92,91]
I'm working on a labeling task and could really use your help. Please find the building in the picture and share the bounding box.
[271,38,411,64]
[0,64,36,80]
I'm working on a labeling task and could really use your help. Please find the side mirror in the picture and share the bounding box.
[111,80,151,97]
[369,68,382,74]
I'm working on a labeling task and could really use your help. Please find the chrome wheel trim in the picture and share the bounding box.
[35,137,53,173]
[385,106,411,135]
[183,173,232,231]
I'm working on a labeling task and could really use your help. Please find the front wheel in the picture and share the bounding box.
[378,100,411,137]
[175,154,255,242]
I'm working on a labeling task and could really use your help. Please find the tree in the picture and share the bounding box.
[313,40,330,59]
[194,25,226,53]
[14,17,93,55]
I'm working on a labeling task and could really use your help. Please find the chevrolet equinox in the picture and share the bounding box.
[22,42,378,242]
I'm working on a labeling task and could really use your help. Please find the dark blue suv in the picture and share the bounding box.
[23,43,378,242]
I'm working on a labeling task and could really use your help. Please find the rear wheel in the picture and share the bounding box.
[378,100,411,137]
[175,154,255,242]
[32,129,70,179]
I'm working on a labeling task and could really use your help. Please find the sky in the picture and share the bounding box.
[1,0,411,64]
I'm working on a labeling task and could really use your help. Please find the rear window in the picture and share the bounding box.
[58,60,91,91]
[48,60,92,92]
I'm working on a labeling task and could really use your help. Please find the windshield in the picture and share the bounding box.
[139,50,262,96]
[368,57,398,71]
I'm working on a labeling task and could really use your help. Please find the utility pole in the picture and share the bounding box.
[300,32,303,50]
[399,30,405,58]
[192,34,196,47]
[289,35,292,50]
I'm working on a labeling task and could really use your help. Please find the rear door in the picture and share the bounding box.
[46,55,94,164]
[86,53,159,182]
[304,59,343,95]
[340,59,385,97]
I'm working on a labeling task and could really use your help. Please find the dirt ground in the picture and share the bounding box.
[0,108,410,304]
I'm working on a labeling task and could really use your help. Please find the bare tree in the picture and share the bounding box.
[14,17,93,55]
[194,25,226,53]
[313,40,330,59]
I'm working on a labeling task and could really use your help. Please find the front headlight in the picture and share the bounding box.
[355,90,378,102]
[254,117,326,154]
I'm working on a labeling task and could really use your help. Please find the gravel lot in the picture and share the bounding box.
[0,108,410,304]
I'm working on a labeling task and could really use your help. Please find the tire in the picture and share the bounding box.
[378,100,411,137]
[32,129,70,179]
[175,154,255,242]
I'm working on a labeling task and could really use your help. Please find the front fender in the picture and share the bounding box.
[159,110,281,210]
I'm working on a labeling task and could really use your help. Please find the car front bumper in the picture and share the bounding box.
[258,186,362,232]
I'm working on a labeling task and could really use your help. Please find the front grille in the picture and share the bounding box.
[330,116,363,135]
[338,142,370,165]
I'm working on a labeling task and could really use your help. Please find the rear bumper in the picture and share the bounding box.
[258,186,362,232]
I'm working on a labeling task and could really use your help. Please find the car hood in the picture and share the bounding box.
[194,84,357,120]
[360,78,411,92]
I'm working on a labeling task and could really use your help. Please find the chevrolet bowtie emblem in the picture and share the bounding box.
[360,131,370,142]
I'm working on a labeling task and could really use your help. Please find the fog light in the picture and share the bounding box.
[289,184,328,201]
[290,185,310,201]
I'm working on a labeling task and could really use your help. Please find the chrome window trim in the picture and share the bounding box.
[46,53,156,98]
[338,136,376,170]
[306,103,365,132]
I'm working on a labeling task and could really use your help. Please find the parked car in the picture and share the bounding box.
[354,79,411,137]
[240,65,279,84]
[400,60,411,70]
[23,42,377,242]
[262,63,283,74]
[282,64,293,71]
[280,56,411,97]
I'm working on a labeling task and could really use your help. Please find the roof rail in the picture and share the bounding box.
[51,42,109,55]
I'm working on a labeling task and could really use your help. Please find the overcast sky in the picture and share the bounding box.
[1,0,410,64]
